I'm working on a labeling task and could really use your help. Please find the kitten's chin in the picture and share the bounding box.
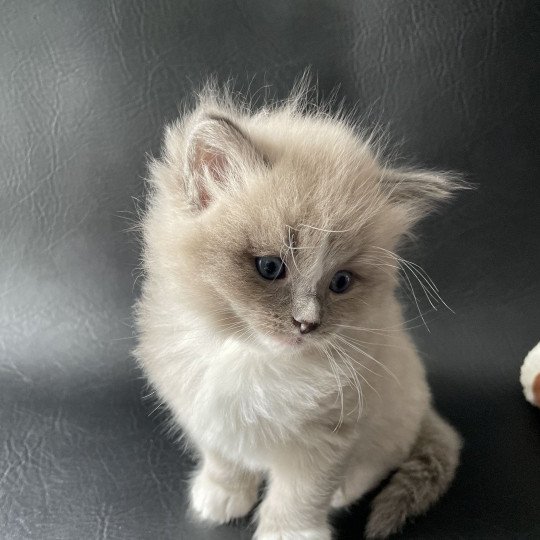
[258,333,308,352]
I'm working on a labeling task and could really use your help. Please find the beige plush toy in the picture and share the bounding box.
[520,341,540,407]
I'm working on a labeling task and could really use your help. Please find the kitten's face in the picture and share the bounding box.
[148,102,457,352]
[180,161,400,351]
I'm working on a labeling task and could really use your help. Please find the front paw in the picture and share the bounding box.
[255,527,332,540]
[190,469,257,524]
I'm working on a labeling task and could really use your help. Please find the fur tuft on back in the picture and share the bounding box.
[365,410,462,539]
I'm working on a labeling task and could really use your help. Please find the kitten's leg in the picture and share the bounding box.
[330,461,391,509]
[190,450,261,524]
[255,451,344,540]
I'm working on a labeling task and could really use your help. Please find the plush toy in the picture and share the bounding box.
[520,341,540,407]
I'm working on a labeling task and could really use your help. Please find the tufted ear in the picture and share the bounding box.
[183,114,266,211]
[381,167,465,226]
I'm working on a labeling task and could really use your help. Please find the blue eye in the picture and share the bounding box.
[330,271,352,293]
[255,256,286,280]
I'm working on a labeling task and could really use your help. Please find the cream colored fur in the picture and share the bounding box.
[134,84,462,539]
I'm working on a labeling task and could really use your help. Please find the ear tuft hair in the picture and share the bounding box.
[381,167,468,225]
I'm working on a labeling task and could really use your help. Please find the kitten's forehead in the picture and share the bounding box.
[282,225,357,283]
[231,156,388,262]
[246,195,366,255]
[285,226,330,267]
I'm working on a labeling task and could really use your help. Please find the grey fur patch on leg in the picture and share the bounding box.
[365,409,462,539]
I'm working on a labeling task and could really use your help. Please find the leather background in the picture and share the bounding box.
[1,1,539,538]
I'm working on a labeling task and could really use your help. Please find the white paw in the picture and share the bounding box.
[255,527,332,540]
[190,470,257,524]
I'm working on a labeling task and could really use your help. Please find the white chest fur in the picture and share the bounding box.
[160,336,336,468]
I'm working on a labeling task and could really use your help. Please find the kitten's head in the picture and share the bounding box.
[144,89,461,351]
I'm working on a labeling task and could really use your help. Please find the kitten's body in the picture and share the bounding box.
[135,86,461,539]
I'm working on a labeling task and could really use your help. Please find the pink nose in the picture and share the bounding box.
[292,317,319,334]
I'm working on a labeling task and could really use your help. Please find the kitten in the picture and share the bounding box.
[134,84,462,540]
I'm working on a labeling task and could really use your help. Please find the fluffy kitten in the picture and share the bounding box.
[135,85,462,539]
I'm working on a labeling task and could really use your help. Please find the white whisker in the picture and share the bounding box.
[297,223,353,234]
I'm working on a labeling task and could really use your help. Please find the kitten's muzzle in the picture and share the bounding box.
[292,317,320,334]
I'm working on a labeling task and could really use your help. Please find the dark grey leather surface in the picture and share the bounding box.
[1,0,539,538]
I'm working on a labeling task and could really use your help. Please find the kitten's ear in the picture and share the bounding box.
[381,167,465,225]
[182,114,265,211]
